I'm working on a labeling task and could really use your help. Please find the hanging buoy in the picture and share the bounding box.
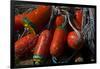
[67,11,83,50]
[15,5,52,32]
[74,9,83,30]
[50,15,67,57]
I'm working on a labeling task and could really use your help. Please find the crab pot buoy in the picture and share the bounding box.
[33,30,52,65]
[74,9,83,30]
[15,5,52,32]
[15,34,38,60]
[67,31,83,50]
[50,15,67,57]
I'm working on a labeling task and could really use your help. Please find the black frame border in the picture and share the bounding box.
[11,0,97,68]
